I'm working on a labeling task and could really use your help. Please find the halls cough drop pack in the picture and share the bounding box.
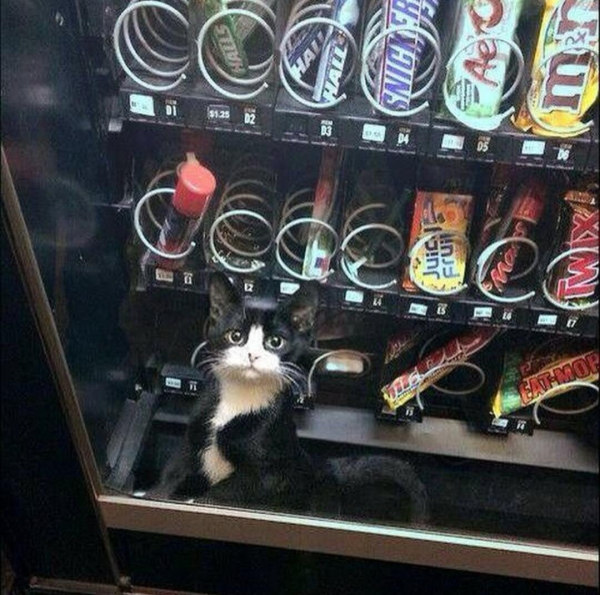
[513,0,599,137]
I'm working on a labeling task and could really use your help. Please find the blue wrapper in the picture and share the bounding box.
[286,2,332,81]
[377,0,439,110]
[312,0,360,103]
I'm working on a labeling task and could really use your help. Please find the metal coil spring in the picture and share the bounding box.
[143,159,184,231]
[196,0,277,100]
[360,0,441,118]
[208,159,277,273]
[113,0,190,92]
[279,0,359,109]
[133,158,202,261]
[275,182,340,281]
[541,246,599,312]
[340,177,404,290]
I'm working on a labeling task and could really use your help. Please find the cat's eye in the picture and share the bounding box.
[265,335,285,350]
[226,329,245,345]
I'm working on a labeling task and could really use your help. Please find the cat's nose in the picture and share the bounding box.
[248,353,259,364]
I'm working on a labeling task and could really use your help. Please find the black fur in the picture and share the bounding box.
[148,274,428,523]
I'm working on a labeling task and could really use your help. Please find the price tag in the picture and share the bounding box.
[242,106,258,127]
[486,416,510,435]
[473,306,493,319]
[408,302,428,317]
[280,281,300,295]
[345,289,364,304]
[155,268,174,283]
[537,313,557,326]
[521,139,546,156]
[130,94,155,116]
[165,377,182,389]
[441,134,464,151]
[378,403,397,421]
[207,104,231,123]
[362,123,386,143]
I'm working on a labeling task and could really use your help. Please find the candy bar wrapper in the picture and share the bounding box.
[286,2,329,81]
[312,0,360,103]
[443,0,523,127]
[302,147,344,279]
[469,165,514,283]
[548,189,599,306]
[402,191,474,293]
[480,178,546,295]
[234,0,276,42]
[205,0,249,76]
[382,326,500,410]
[512,0,599,137]
[375,0,439,111]
[492,342,599,417]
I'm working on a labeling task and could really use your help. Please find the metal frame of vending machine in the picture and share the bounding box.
[2,0,598,591]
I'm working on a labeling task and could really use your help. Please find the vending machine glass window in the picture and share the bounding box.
[2,0,598,587]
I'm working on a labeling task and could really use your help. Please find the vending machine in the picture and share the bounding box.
[2,0,598,591]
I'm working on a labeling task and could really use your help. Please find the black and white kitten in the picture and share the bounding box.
[148,273,428,522]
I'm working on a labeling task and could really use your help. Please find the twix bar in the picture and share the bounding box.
[548,188,599,305]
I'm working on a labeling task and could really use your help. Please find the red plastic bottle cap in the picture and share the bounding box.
[172,161,216,218]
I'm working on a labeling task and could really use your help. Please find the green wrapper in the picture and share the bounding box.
[204,0,249,76]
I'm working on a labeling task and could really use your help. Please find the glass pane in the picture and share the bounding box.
[3,0,598,578]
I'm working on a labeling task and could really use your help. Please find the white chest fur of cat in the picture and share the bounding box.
[201,379,278,484]
[200,326,281,485]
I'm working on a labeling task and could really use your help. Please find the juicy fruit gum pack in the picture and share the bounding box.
[512,0,599,137]
[402,191,474,294]
[492,341,599,417]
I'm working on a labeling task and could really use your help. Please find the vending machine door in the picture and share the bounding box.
[1,0,598,591]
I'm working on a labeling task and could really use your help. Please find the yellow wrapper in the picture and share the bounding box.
[402,191,473,294]
[513,0,599,137]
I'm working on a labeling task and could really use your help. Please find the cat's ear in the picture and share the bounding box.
[284,282,319,334]
[209,273,242,324]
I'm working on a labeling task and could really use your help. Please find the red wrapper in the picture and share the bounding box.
[549,190,598,304]
[382,326,500,410]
